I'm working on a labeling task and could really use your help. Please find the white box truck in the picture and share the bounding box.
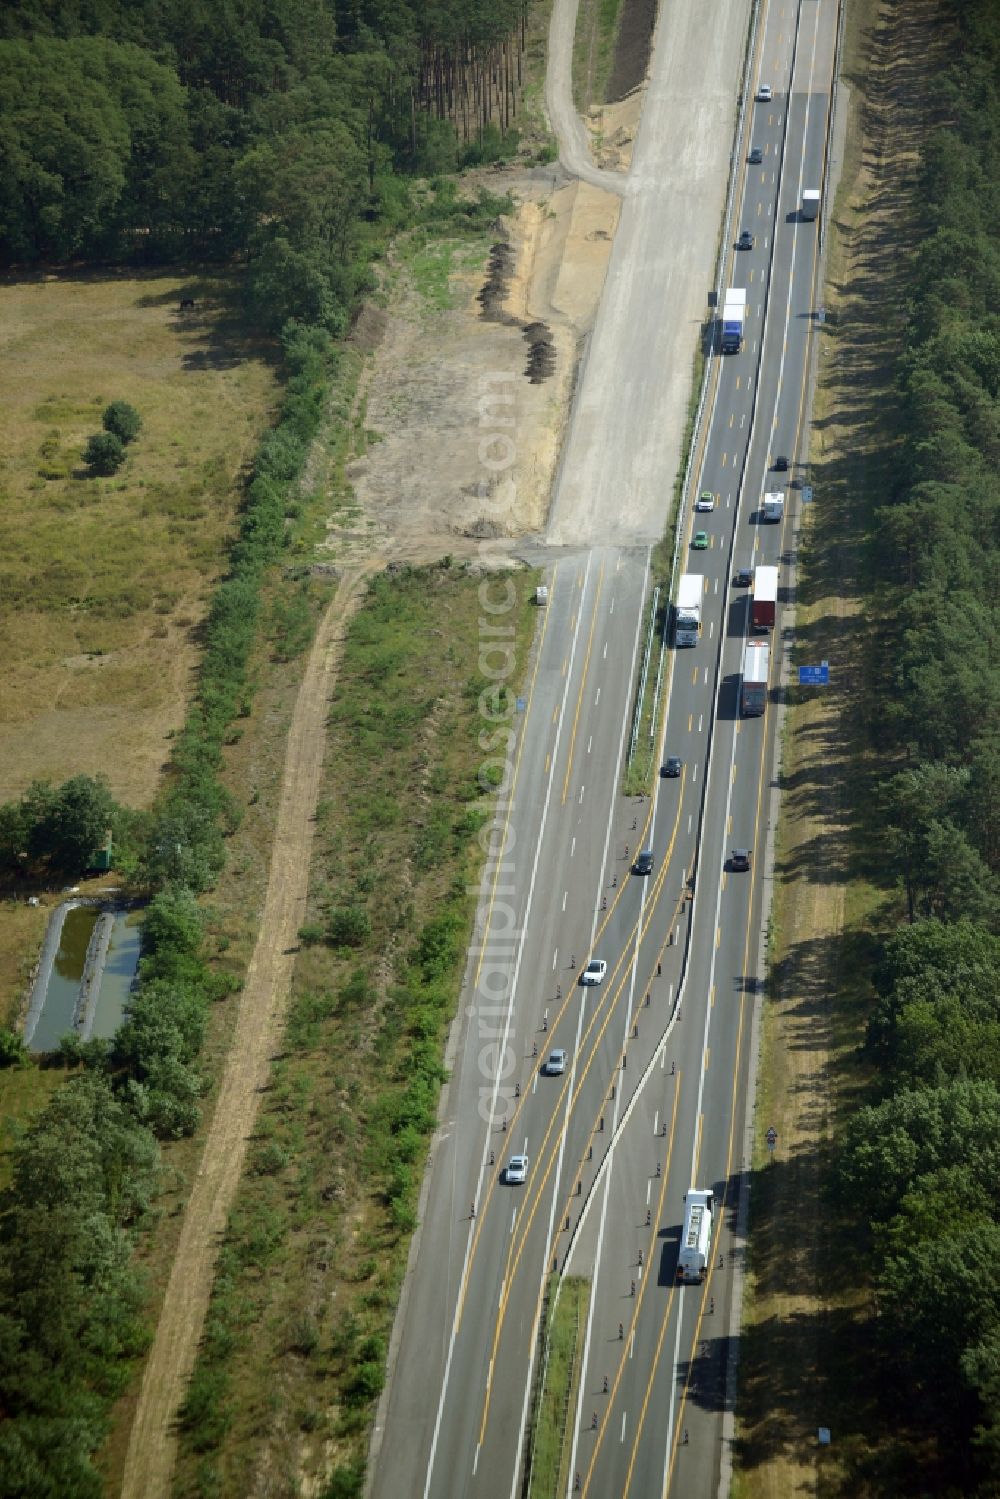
[751,566,778,630]
[762,491,785,523]
[741,640,769,715]
[677,1189,714,1282]
[674,573,703,647]
[721,288,747,353]
[802,188,820,221]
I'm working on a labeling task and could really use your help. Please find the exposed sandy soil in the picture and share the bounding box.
[325,171,620,566]
[585,90,643,173]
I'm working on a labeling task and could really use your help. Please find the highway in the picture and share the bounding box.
[369,0,841,1495]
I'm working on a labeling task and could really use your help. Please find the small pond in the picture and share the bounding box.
[25,901,144,1053]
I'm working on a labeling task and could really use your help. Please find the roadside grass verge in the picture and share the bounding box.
[169,561,539,1498]
[573,0,626,113]
[621,556,669,797]
[528,1276,591,1498]
[734,1,945,1495]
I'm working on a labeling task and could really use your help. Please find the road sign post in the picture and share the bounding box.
[798,661,829,686]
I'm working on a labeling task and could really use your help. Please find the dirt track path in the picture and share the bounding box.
[120,566,373,1499]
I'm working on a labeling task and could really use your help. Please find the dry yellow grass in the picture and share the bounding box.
[0,268,279,809]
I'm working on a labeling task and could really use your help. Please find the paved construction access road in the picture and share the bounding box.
[370,0,841,1494]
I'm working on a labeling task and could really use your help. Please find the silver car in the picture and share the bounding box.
[543,1049,568,1076]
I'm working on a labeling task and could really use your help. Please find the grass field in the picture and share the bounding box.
[0,268,279,812]
[0,266,280,1202]
[167,561,539,1498]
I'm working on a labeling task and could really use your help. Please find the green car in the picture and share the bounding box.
[692,531,709,550]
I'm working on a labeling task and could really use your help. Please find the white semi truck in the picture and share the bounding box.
[751,565,778,631]
[721,288,747,353]
[677,1189,714,1282]
[674,573,703,646]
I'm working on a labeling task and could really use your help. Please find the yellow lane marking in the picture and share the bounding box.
[586,1079,683,1497]
[474,780,690,1437]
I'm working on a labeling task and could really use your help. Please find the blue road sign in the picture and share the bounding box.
[798,662,829,686]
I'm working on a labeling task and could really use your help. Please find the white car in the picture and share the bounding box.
[695,490,716,512]
[505,1154,529,1184]
[580,960,607,986]
[757,84,773,102]
[543,1049,568,1076]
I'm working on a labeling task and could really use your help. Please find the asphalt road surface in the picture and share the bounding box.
[369,0,841,1495]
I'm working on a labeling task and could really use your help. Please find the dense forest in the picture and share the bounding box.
[837,0,1000,1489]
[0,0,529,329]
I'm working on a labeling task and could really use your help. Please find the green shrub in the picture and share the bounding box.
[0,1028,26,1067]
[102,400,142,444]
[84,431,125,475]
[179,1367,232,1452]
[327,904,371,948]
[459,124,520,167]
[270,585,315,662]
[251,1140,289,1176]
[321,1462,365,1499]
[344,1360,384,1407]
[285,1311,320,1356]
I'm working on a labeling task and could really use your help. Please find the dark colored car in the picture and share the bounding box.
[633,849,654,876]
[661,756,682,777]
[773,454,789,471]
[749,146,763,164]
[737,230,755,251]
[730,848,752,872]
[734,567,752,587]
